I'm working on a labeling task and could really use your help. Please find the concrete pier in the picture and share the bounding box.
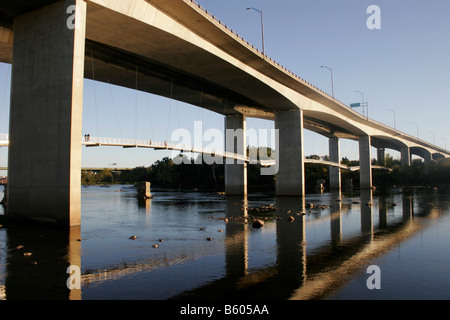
[329,137,341,190]
[7,0,86,226]
[275,109,305,196]
[359,135,372,189]
[377,148,385,166]
[138,182,152,199]
[225,114,247,196]
[401,146,411,167]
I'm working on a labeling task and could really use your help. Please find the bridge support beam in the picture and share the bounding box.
[423,151,432,164]
[7,0,86,226]
[275,109,305,196]
[329,137,341,190]
[377,148,385,166]
[359,135,372,189]
[401,146,411,167]
[225,114,247,196]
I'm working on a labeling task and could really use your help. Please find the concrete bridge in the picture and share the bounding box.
[0,0,448,226]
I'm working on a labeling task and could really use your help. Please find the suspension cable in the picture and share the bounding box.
[90,45,100,137]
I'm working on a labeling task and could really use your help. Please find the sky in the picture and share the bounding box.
[0,0,449,171]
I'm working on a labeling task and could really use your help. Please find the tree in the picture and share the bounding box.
[81,171,96,185]
[97,169,114,184]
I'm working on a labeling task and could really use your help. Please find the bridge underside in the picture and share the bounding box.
[1,1,445,145]
[84,40,265,118]
[0,0,373,137]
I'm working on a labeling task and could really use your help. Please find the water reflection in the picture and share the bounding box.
[2,226,81,300]
[0,186,448,300]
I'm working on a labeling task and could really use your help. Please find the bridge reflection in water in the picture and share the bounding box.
[0,187,443,300]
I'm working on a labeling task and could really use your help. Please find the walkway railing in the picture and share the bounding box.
[81,136,372,170]
[83,136,250,163]
[0,134,391,171]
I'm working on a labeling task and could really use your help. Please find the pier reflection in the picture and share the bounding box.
[173,189,437,300]
[0,188,445,300]
[3,226,81,300]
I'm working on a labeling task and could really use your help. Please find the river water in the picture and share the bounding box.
[1,184,450,301]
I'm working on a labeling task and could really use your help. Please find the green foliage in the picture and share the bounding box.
[81,153,450,191]
[81,168,115,185]
[81,171,96,185]
[304,163,328,192]
[373,157,450,188]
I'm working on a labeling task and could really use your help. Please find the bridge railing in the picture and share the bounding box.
[83,136,252,161]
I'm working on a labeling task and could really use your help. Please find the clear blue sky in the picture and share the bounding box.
[0,0,449,170]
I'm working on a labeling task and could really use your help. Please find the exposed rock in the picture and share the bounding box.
[252,219,265,228]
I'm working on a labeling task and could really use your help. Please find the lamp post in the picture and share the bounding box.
[321,66,335,99]
[429,131,435,145]
[412,122,419,138]
[246,7,265,55]
[387,108,396,130]
[355,91,366,118]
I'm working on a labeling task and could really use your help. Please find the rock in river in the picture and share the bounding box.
[252,219,265,228]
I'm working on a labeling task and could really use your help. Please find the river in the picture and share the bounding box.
[1,184,450,301]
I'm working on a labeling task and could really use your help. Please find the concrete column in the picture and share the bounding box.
[329,137,341,190]
[401,146,411,167]
[7,0,86,226]
[423,151,432,164]
[225,114,247,196]
[359,135,372,189]
[275,109,305,196]
[377,148,385,166]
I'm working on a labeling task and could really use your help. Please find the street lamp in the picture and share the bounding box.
[246,7,265,55]
[387,108,396,130]
[441,137,447,150]
[354,91,366,118]
[429,131,435,145]
[321,66,335,99]
[412,122,419,138]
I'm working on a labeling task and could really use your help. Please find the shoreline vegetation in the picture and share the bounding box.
[81,153,450,193]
